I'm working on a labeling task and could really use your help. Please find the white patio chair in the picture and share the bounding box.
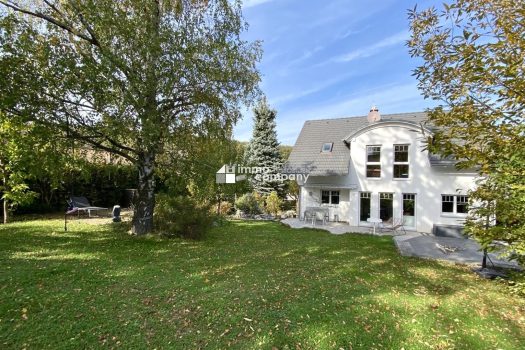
[304,210,315,225]
[316,210,327,225]
[381,217,406,235]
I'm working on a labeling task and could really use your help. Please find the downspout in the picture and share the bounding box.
[297,185,301,219]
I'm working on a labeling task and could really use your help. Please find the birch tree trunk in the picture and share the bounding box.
[131,153,156,235]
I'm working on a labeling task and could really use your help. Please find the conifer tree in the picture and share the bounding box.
[244,100,284,196]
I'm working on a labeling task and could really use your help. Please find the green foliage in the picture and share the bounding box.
[234,192,261,215]
[244,99,284,195]
[408,0,525,265]
[285,179,300,200]
[154,193,214,240]
[159,133,250,208]
[10,158,138,215]
[217,201,233,216]
[0,113,70,222]
[281,198,296,212]
[280,145,300,203]
[253,191,266,212]
[265,191,282,216]
[0,0,261,233]
[506,272,525,297]
[279,145,293,160]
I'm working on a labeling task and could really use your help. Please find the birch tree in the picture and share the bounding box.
[0,0,261,234]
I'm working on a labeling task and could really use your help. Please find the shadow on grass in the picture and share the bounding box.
[0,219,524,349]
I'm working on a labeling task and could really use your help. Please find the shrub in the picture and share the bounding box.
[217,201,233,216]
[506,272,525,297]
[284,210,296,218]
[253,192,266,213]
[281,199,297,211]
[235,193,261,215]
[265,191,282,216]
[154,193,214,239]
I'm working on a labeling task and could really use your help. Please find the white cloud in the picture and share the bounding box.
[234,81,429,145]
[288,81,420,119]
[269,71,356,105]
[275,81,429,144]
[333,30,409,63]
[287,45,324,66]
[243,0,276,8]
[336,27,365,40]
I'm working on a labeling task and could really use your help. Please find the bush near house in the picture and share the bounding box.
[217,201,233,216]
[235,192,261,215]
[154,193,214,240]
[265,191,282,216]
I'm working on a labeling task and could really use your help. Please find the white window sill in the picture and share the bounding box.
[440,213,468,218]
[392,178,410,181]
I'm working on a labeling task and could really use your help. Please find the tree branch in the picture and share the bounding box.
[67,1,100,47]
[60,109,140,157]
[5,106,138,163]
[0,0,97,45]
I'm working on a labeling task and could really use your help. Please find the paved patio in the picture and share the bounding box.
[281,218,519,269]
[281,218,407,236]
[394,232,520,269]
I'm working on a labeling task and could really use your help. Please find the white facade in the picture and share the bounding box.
[299,121,478,233]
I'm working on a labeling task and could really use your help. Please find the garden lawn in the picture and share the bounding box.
[1,219,524,349]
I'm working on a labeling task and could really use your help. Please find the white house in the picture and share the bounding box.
[285,107,478,234]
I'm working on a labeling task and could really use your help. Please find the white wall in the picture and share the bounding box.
[300,122,478,233]
[300,186,350,222]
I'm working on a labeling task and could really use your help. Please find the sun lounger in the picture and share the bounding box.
[67,196,108,218]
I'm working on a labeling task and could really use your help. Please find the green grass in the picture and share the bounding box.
[1,219,524,349]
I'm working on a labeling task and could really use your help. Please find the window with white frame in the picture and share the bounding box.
[456,195,469,213]
[366,145,381,178]
[393,144,409,178]
[359,192,371,221]
[321,190,340,205]
[442,195,469,214]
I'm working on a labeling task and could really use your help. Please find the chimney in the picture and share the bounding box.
[367,105,381,123]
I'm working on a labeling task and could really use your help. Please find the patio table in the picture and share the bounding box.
[304,207,329,225]
[367,217,382,235]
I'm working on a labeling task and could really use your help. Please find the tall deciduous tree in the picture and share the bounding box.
[408,0,525,265]
[158,123,250,210]
[0,0,261,234]
[0,114,69,223]
[244,99,284,196]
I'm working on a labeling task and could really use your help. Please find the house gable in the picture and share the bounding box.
[286,112,429,176]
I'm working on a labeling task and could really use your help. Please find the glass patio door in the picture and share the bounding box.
[379,193,393,222]
[402,194,416,228]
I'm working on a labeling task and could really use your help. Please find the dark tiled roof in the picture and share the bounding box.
[286,112,429,176]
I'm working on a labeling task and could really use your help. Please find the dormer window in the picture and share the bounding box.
[321,143,333,153]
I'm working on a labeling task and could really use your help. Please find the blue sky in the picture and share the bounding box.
[234,0,442,145]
